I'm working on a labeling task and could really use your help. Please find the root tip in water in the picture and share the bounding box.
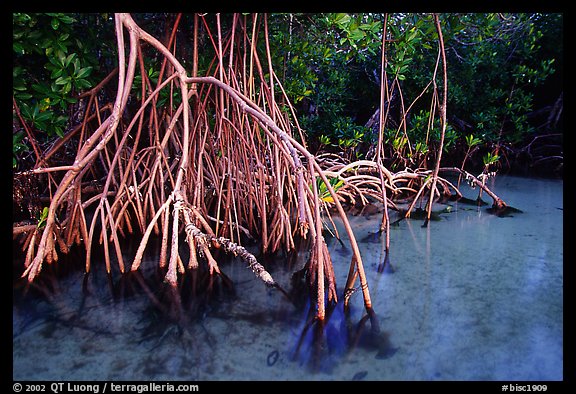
[377,251,394,274]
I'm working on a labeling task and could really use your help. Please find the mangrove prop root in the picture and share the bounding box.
[13,13,512,322]
[439,167,507,209]
[176,195,276,287]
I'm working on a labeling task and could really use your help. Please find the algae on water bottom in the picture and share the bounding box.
[13,175,563,381]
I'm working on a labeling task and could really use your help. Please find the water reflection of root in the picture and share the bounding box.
[377,249,395,274]
[132,267,228,365]
[290,304,399,374]
[13,272,119,340]
[130,270,227,379]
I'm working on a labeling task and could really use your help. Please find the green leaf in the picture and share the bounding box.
[20,103,33,119]
[32,83,51,96]
[51,18,60,30]
[465,134,482,147]
[65,53,76,68]
[348,28,365,41]
[13,66,24,78]
[54,127,64,138]
[55,76,71,85]
[406,28,418,42]
[55,42,68,54]
[58,15,76,24]
[76,66,93,79]
[15,93,33,100]
[359,23,373,31]
[50,68,64,79]
[37,207,49,229]
[331,179,345,191]
[62,82,72,94]
[73,58,81,73]
[334,13,351,28]
[13,132,25,144]
[48,54,62,67]
[13,42,25,54]
[35,111,53,122]
[74,78,92,90]
[482,152,500,166]
[57,50,66,66]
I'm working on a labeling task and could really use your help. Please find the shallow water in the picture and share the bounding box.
[13,175,563,381]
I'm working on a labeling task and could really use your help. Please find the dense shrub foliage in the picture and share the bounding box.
[13,13,562,174]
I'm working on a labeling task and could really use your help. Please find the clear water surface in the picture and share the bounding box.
[13,175,563,381]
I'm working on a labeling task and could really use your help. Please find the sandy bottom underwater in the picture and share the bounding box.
[13,175,563,381]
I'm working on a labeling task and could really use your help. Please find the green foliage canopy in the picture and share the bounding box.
[13,13,562,172]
